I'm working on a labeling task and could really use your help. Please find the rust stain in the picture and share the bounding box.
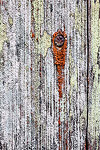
[52,29,67,98]
[36,38,39,43]
[30,67,32,70]
[52,29,67,150]
[32,32,35,38]
[31,29,35,38]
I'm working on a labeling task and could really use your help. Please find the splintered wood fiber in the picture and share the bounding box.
[0,0,100,149]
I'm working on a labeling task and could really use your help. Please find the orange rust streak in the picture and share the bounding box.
[58,116,61,126]
[32,33,35,38]
[52,30,67,99]
[30,29,35,38]
[52,29,67,150]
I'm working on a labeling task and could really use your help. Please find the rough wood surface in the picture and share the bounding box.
[88,0,100,149]
[0,0,99,150]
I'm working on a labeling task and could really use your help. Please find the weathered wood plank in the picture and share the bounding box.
[88,0,100,149]
[65,1,87,149]
[0,0,88,150]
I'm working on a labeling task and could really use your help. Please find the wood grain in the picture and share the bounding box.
[88,0,100,149]
[0,0,99,150]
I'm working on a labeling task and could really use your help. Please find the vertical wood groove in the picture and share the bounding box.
[87,0,89,149]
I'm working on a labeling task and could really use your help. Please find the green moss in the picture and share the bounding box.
[88,0,100,143]
[32,0,51,56]
[0,17,7,53]
[8,16,13,26]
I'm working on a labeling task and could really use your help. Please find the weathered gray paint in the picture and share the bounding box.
[0,0,100,149]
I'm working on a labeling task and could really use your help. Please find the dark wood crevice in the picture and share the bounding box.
[86,0,90,149]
